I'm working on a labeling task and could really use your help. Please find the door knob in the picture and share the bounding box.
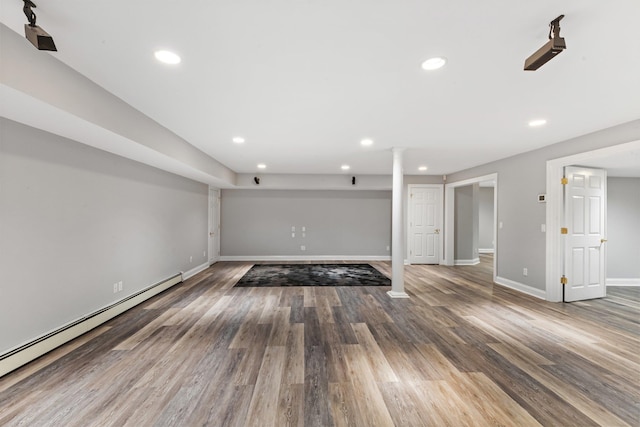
[434,229,440,234]
[600,238,607,243]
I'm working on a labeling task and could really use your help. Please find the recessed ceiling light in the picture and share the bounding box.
[257,163,266,169]
[232,137,245,144]
[528,119,547,127]
[341,165,350,171]
[421,57,447,71]
[360,138,373,147]
[154,50,181,65]
[418,166,428,171]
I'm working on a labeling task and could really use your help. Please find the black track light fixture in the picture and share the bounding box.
[524,15,565,71]
[23,0,57,51]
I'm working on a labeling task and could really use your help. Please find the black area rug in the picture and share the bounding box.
[234,264,391,287]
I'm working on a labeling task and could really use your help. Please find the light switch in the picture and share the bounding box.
[302,226,306,232]
[541,224,546,232]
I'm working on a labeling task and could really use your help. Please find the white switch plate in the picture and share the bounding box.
[541,224,546,232]
[300,245,306,251]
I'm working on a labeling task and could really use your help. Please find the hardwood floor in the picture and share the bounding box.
[1,256,638,426]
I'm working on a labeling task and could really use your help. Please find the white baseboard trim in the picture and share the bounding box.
[606,278,640,287]
[0,273,182,378]
[478,248,495,254]
[495,276,546,300]
[387,290,410,299]
[181,262,210,280]
[219,255,392,262]
[454,258,480,266]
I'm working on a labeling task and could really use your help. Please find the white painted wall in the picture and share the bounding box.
[607,177,640,280]
[220,189,391,258]
[0,119,208,355]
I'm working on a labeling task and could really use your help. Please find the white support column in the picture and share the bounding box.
[388,147,409,298]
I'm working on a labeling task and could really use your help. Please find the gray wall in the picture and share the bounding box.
[0,119,208,354]
[479,187,495,251]
[221,189,391,257]
[447,119,640,291]
[607,177,640,279]
[454,185,479,261]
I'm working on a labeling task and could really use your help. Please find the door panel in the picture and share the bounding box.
[564,166,606,301]
[409,185,443,264]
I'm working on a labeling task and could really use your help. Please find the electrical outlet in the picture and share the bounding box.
[386,245,390,251]
[203,251,206,257]
[291,232,295,238]
[300,245,306,251]
[118,281,123,292]
[523,268,528,276]
[190,256,193,263]
[113,283,118,293]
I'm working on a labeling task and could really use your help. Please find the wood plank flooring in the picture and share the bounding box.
[1,256,638,426]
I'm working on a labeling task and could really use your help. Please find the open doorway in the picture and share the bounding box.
[546,140,640,302]
[443,173,498,284]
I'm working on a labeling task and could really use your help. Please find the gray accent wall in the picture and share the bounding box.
[447,119,640,291]
[454,185,479,262]
[479,187,495,251]
[221,189,391,257]
[0,118,208,355]
[607,177,640,279]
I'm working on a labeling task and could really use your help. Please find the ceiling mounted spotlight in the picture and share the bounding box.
[524,15,566,71]
[22,0,57,51]
[421,57,447,71]
[154,50,181,65]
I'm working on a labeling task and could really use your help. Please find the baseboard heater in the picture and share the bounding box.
[0,273,182,378]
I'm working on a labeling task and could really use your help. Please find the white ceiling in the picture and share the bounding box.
[1,0,640,177]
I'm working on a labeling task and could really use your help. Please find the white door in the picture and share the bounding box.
[409,185,443,264]
[563,166,607,302]
[208,188,220,264]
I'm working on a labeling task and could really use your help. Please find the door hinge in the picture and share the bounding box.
[561,177,568,185]
[560,227,568,234]
[560,275,568,285]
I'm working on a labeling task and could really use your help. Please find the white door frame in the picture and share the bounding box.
[407,184,444,264]
[208,187,220,264]
[444,173,498,282]
[545,139,640,302]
